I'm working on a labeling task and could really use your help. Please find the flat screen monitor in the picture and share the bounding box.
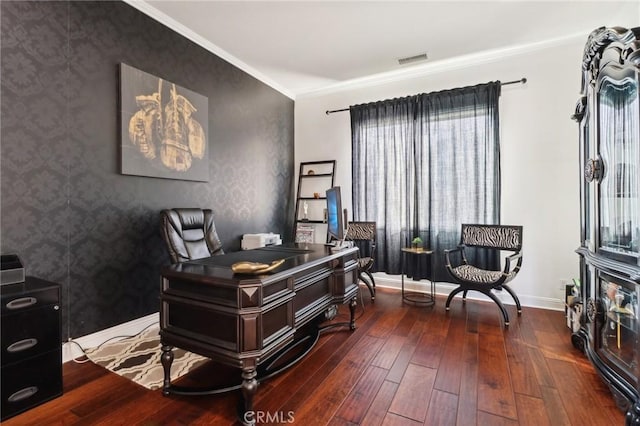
[326,186,345,243]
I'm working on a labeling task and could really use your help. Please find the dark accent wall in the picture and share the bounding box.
[0,1,295,338]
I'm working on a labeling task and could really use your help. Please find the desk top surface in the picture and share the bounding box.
[161,243,358,284]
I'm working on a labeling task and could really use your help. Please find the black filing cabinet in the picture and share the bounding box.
[1,277,62,420]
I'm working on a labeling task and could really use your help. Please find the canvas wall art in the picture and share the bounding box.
[120,63,209,181]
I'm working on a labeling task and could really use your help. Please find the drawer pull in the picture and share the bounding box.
[7,338,38,353]
[7,386,38,403]
[6,297,37,310]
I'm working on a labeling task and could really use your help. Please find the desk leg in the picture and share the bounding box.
[240,365,258,426]
[160,344,174,396]
[349,296,357,330]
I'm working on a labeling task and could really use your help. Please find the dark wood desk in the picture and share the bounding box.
[159,243,359,424]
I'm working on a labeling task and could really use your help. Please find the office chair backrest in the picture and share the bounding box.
[460,224,522,252]
[160,208,224,263]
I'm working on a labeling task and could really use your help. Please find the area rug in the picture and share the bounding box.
[85,325,208,391]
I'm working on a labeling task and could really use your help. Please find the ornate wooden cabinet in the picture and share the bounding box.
[572,26,640,425]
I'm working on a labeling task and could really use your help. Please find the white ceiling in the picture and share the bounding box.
[130,1,639,99]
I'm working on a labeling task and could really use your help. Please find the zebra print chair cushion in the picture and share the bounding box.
[358,257,371,269]
[451,264,516,285]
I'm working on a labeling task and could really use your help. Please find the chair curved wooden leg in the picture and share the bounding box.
[462,290,468,304]
[503,285,522,315]
[364,270,376,297]
[359,273,375,301]
[445,287,465,311]
[486,291,510,326]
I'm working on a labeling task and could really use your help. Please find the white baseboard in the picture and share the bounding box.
[62,312,159,363]
[372,273,565,312]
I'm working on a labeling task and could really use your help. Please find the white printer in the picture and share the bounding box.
[241,233,282,250]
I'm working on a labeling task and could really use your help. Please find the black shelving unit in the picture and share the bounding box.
[293,160,336,242]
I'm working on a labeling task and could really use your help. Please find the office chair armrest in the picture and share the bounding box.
[503,251,523,274]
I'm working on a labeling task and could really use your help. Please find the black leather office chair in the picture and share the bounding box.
[444,224,523,326]
[160,208,224,263]
[345,221,377,300]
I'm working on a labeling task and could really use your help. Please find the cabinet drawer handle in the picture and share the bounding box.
[7,386,38,403]
[6,338,38,353]
[6,297,37,310]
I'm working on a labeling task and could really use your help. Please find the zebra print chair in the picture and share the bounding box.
[345,221,377,300]
[444,224,523,326]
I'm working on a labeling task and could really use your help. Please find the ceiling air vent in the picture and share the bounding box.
[398,53,428,65]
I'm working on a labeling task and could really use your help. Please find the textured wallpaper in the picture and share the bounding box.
[1,1,295,338]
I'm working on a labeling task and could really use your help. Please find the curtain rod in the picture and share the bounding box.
[325,77,527,115]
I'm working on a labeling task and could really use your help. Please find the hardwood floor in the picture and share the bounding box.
[4,287,624,425]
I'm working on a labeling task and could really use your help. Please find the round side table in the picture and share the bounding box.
[401,247,435,306]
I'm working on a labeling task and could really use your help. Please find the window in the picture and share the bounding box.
[351,82,501,277]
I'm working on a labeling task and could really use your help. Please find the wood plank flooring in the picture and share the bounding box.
[4,287,625,425]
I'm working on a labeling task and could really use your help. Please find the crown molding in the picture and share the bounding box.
[296,31,589,100]
[122,0,593,102]
[123,0,295,100]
